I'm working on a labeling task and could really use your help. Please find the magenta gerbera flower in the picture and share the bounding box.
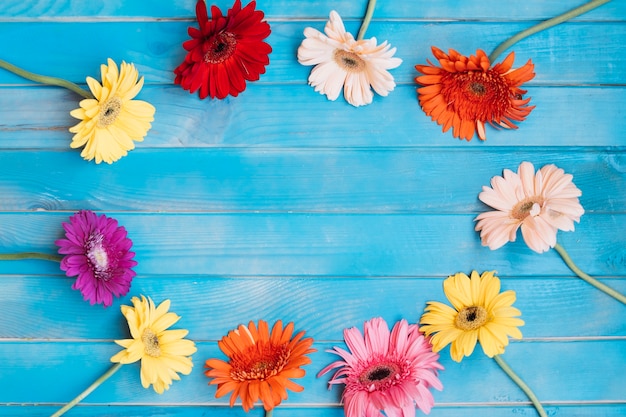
[318,317,443,417]
[55,210,137,307]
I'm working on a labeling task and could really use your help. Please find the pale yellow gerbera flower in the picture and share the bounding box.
[420,271,524,362]
[297,11,402,107]
[110,295,197,394]
[69,59,155,164]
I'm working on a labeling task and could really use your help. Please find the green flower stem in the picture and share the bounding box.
[50,363,123,417]
[356,0,377,40]
[0,252,62,262]
[489,0,612,62]
[265,410,274,417]
[493,355,547,417]
[0,58,92,99]
[553,243,626,305]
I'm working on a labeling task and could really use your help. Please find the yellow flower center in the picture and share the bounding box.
[455,306,488,330]
[141,328,161,357]
[334,49,366,73]
[98,96,122,128]
[511,197,544,220]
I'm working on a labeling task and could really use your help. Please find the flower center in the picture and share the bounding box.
[203,32,237,64]
[333,49,366,73]
[141,328,161,357]
[230,344,290,381]
[511,197,544,220]
[455,306,489,330]
[98,97,122,128]
[85,233,111,279]
[358,362,401,392]
[442,70,511,121]
[469,82,486,96]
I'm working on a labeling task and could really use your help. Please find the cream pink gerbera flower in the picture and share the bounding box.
[474,161,584,253]
[318,317,443,417]
[297,11,402,107]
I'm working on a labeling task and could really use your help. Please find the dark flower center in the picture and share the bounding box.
[367,366,392,381]
[358,362,402,392]
[204,32,237,64]
[469,82,486,96]
[511,197,544,220]
[455,306,489,331]
[141,328,161,357]
[230,344,291,381]
[333,49,366,72]
[98,97,122,128]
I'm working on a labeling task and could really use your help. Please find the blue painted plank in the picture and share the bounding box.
[1,276,624,340]
[0,148,623,213]
[0,0,623,20]
[0,85,624,148]
[0,340,624,404]
[0,213,624,277]
[0,22,623,85]
[2,404,624,417]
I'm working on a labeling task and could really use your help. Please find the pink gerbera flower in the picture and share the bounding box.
[318,317,443,417]
[55,210,137,307]
[474,161,584,253]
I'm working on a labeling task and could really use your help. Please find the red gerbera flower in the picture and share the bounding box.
[174,0,271,99]
[415,46,535,141]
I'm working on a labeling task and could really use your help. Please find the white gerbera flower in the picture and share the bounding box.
[474,161,585,253]
[297,11,402,107]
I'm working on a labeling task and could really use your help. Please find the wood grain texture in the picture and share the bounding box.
[1,86,625,148]
[0,0,624,416]
[0,21,624,85]
[2,340,625,403]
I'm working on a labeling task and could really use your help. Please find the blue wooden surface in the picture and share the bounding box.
[0,1,625,416]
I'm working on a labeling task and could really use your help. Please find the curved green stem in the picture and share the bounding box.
[0,58,92,99]
[356,0,377,40]
[0,252,63,262]
[50,363,123,417]
[489,0,612,62]
[553,243,626,304]
[494,355,547,417]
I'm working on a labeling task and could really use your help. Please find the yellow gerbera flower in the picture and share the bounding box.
[420,270,524,362]
[69,58,155,164]
[110,295,197,394]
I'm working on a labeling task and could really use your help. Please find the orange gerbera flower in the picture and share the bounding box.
[205,320,315,412]
[415,46,535,141]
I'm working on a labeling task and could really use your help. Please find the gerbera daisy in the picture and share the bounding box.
[174,0,271,100]
[69,58,155,164]
[415,46,535,141]
[205,319,315,412]
[110,295,197,394]
[474,161,585,253]
[420,271,524,362]
[55,210,137,307]
[318,317,443,416]
[297,11,402,107]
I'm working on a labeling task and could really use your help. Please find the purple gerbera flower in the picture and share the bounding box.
[55,210,137,307]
